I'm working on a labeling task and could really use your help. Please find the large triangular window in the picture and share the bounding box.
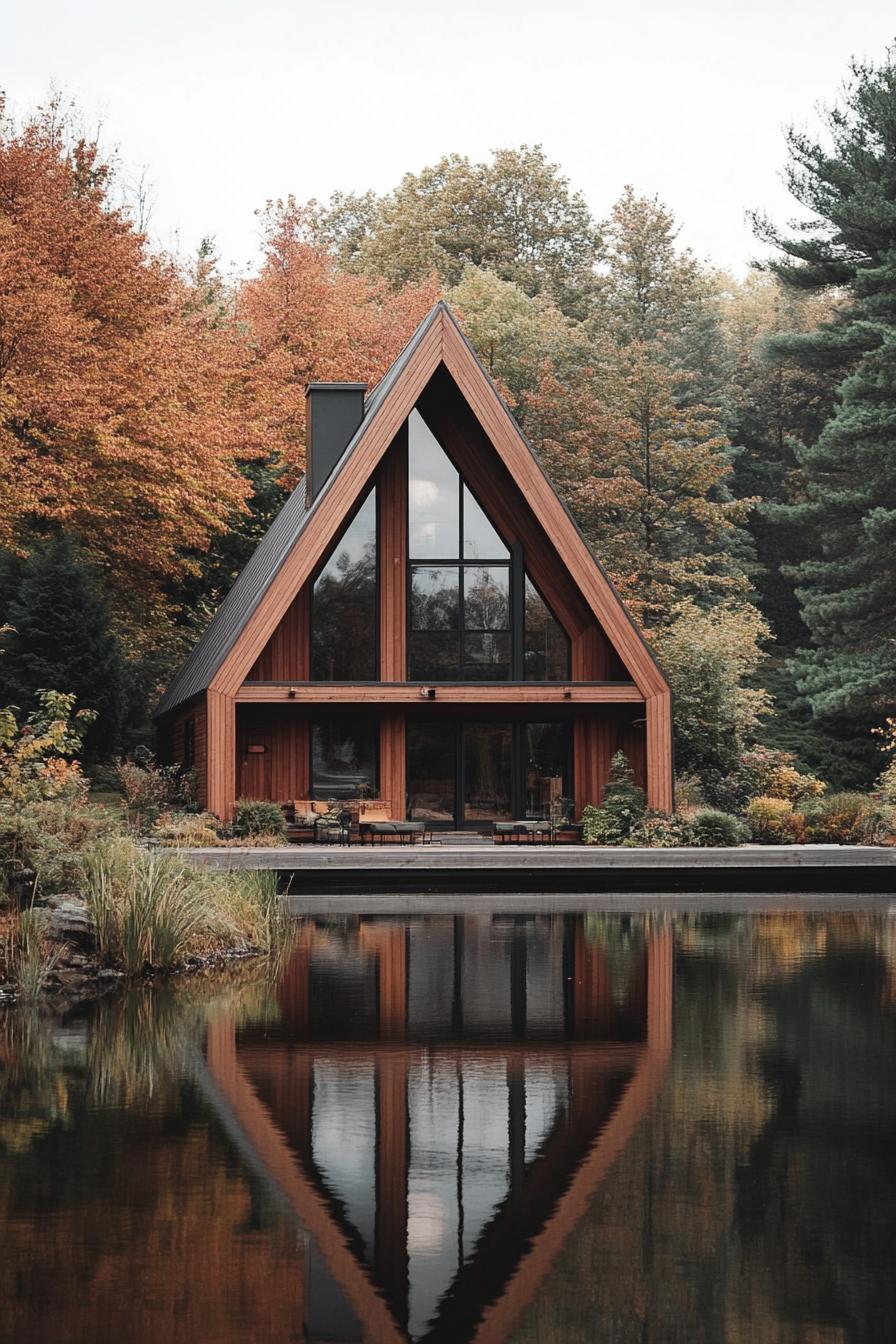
[408,411,512,680]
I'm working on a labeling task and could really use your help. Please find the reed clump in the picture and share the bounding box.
[2,907,65,1001]
[82,837,290,976]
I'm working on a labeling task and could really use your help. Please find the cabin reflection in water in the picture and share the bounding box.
[205,916,673,1344]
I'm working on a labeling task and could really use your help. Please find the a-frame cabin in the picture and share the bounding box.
[155,302,673,823]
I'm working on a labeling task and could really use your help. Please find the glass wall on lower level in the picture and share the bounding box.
[407,718,571,827]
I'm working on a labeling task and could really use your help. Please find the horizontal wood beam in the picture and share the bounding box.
[235,682,643,705]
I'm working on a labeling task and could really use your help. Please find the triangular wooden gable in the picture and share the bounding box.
[209,302,668,702]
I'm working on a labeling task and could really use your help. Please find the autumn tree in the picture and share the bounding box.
[448,250,753,624]
[528,349,751,623]
[0,97,258,618]
[597,186,728,404]
[448,264,587,404]
[651,599,772,791]
[237,198,440,482]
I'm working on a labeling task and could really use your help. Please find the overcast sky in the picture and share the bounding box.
[5,0,894,276]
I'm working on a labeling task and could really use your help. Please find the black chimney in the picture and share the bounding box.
[305,382,367,503]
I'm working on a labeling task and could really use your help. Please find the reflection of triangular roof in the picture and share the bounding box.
[157,301,669,717]
[196,929,673,1344]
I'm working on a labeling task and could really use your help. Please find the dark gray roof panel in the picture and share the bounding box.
[154,303,445,718]
[155,476,310,716]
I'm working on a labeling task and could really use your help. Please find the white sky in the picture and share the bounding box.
[4,0,894,276]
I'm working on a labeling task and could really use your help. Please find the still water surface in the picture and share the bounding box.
[1,909,895,1343]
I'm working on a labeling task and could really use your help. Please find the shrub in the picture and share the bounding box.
[232,798,287,840]
[738,746,826,804]
[803,792,891,845]
[690,809,749,847]
[581,752,645,845]
[875,717,896,802]
[153,810,223,848]
[115,753,195,834]
[712,745,827,813]
[0,795,119,895]
[745,796,806,845]
[624,811,695,847]
[0,690,95,807]
[674,774,704,811]
[219,831,290,848]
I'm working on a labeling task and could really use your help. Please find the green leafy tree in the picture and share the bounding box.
[1,535,127,761]
[448,265,581,403]
[650,599,772,792]
[597,187,729,405]
[754,49,896,720]
[320,146,601,317]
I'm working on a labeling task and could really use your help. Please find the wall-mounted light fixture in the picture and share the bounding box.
[563,688,572,699]
[420,686,436,700]
[288,687,298,699]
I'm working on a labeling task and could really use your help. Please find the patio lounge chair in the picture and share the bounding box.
[358,805,428,845]
[492,820,553,844]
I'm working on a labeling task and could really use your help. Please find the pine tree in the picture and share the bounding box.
[1,535,127,761]
[754,50,896,718]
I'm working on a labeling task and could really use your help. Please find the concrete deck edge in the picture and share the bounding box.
[177,843,896,871]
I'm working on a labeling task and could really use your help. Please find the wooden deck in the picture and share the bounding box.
[177,842,896,896]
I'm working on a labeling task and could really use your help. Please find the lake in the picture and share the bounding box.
[1,905,895,1343]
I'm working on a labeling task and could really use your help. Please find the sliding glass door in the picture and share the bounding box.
[462,723,512,823]
[407,719,570,829]
[407,721,456,824]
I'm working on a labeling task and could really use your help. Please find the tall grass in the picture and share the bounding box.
[3,907,65,1001]
[82,837,291,975]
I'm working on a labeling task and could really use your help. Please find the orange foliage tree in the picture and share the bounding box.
[0,109,439,636]
[238,198,441,482]
[0,99,255,612]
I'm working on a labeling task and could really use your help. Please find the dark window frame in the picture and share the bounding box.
[408,559,512,680]
[523,573,572,682]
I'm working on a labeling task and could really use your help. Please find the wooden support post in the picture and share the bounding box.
[379,710,407,822]
[645,694,674,813]
[207,688,237,821]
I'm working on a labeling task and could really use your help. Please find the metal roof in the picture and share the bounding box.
[154,302,444,718]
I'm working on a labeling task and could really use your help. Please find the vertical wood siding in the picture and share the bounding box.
[378,710,407,819]
[378,428,408,682]
[160,697,209,809]
[573,707,647,815]
[245,587,310,682]
[236,707,310,803]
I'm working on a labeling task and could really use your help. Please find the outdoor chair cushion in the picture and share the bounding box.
[359,806,391,824]
[293,800,330,817]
